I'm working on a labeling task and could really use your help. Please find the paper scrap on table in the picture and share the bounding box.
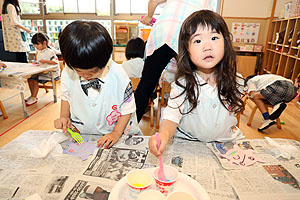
[30,132,68,158]
[265,137,297,160]
[63,141,98,161]
[222,144,264,170]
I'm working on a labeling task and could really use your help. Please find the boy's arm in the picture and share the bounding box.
[54,100,71,133]
[97,113,131,148]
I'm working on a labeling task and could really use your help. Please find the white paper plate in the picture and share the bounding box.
[109,168,210,200]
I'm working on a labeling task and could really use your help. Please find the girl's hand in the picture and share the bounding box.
[39,59,47,64]
[54,117,71,134]
[141,15,153,26]
[148,133,168,157]
[97,131,121,149]
[26,28,31,33]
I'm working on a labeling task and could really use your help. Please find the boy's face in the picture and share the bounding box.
[188,25,224,74]
[73,67,104,80]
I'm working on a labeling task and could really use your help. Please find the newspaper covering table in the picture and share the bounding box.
[0,130,299,200]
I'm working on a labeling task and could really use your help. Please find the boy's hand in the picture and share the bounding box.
[97,131,122,149]
[54,117,71,134]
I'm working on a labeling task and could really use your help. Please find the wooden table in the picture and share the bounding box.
[0,62,58,117]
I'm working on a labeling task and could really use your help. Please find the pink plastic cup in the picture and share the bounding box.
[153,165,178,195]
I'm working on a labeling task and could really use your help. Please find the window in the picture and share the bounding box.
[20,0,40,14]
[46,0,63,13]
[45,0,110,15]
[115,0,162,14]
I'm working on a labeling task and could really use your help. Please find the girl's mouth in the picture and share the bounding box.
[204,55,214,60]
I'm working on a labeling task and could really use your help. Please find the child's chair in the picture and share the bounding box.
[244,95,281,129]
[38,61,64,93]
[130,78,155,127]
[156,81,171,129]
[0,100,8,119]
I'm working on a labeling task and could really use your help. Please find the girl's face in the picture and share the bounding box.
[74,67,104,80]
[34,41,47,51]
[188,25,224,73]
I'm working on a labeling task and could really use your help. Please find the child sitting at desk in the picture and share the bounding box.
[122,37,145,78]
[148,10,245,157]
[25,32,60,106]
[54,21,141,149]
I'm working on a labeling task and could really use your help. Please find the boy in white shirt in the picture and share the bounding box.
[122,37,145,78]
[246,74,299,131]
[54,21,141,149]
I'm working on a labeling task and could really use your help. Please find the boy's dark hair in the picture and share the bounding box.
[59,21,113,70]
[31,32,49,45]
[2,0,21,15]
[125,37,145,60]
[245,74,257,85]
[176,10,244,114]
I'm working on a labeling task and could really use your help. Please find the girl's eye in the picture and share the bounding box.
[212,36,218,40]
[194,39,201,44]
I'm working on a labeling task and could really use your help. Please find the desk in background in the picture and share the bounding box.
[0,130,300,199]
[235,50,263,78]
[0,62,57,117]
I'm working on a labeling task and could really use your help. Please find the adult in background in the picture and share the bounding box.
[135,0,217,122]
[1,0,31,62]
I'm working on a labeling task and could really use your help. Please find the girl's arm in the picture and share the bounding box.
[97,113,132,148]
[54,100,71,133]
[39,60,57,65]
[142,0,167,25]
[148,119,178,157]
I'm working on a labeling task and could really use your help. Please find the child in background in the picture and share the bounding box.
[54,21,141,149]
[148,10,245,157]
[122,37,145,78]
[245,74,299,131]
[25,32,60,106]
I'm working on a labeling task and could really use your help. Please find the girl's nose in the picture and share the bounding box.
[203,42,212,52]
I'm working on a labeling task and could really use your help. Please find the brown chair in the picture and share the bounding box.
[0,100,8,119]
[245,95,281,129]
[130,78,155,127]
[39,61,64,93]
[156,81,171,129]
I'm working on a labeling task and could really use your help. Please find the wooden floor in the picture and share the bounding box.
[1,81,300,148]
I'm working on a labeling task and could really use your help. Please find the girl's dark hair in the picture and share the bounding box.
[2,0,21,15]
[175,10,244,114]
[31,32,49,45]
[59,20,113,70]
[125,37,145,60]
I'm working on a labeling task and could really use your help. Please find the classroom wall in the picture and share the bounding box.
[222,0,273,18]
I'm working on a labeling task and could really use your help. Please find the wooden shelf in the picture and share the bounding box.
[262,16,300,81]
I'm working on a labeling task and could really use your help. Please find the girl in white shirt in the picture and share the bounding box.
[25,33,59,106]
[54,21,141,149]
[149,10,245,157]
[1,0,31,62]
